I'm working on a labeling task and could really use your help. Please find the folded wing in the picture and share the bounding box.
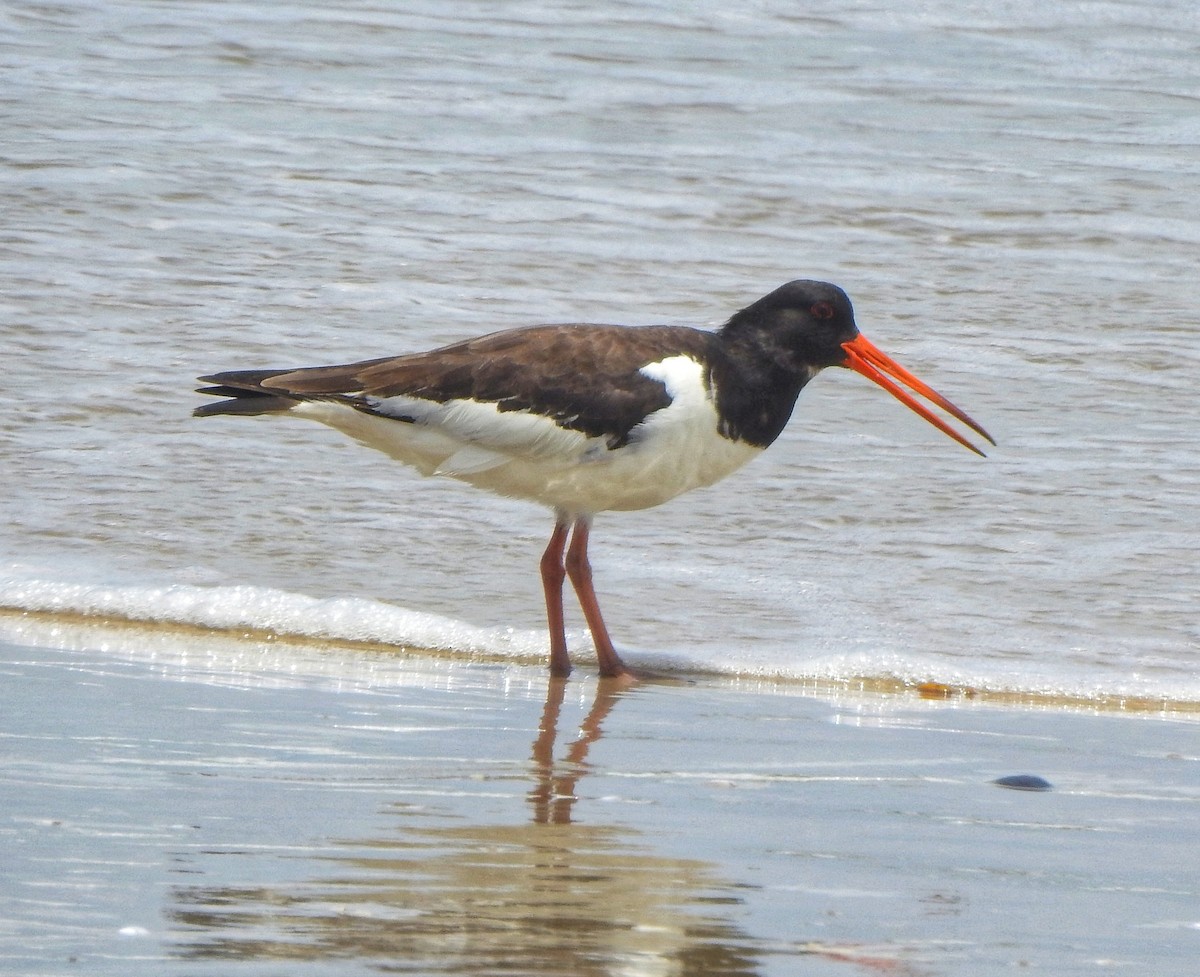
[195,324,717,470]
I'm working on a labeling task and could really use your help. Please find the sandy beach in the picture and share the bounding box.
[2,619,1197,977]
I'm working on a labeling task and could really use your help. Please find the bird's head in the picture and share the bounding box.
[727,280,995,456]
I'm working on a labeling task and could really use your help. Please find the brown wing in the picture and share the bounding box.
[235,323,719,447]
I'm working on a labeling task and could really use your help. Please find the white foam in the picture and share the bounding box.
[0,574,548,660]
[1,573,1196,706]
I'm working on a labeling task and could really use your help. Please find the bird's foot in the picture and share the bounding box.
[596,663,691,688]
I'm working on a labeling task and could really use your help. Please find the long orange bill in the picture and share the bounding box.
[841,333,996,457]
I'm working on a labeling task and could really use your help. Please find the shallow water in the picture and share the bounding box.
[3,6,1199,691]
[3,634,1198,976]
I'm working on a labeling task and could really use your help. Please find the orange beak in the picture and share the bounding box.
[841,333,995,457]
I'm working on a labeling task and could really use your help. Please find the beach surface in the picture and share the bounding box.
[3,619,1197,977]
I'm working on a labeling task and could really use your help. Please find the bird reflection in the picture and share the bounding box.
[167,676,762,975]
[527,676,626,825]
[167,676,921,976]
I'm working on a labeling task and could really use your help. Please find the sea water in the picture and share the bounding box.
[3,0,1199,701]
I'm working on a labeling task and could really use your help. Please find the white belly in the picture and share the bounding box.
[291,355,763,516]
[463,422,762,513]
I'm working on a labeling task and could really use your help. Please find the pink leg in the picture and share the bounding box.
[564,517,631,679]
[540,520,572,677]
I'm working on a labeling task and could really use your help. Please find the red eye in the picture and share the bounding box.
[810,301,835,320]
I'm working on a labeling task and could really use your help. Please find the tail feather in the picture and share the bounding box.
[193,369,300,418]
[193,360,396,418]
[193,392,297,418]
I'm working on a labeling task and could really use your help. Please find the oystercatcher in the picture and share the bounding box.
[195,280,993,679]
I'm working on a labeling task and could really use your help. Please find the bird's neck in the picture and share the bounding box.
[710,324,818,448]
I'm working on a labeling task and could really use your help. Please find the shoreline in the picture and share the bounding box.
[2,604,1197,716]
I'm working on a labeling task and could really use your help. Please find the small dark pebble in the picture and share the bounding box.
[993,774,1053,792]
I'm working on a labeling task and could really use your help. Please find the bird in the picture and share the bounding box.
[194,280,993,680]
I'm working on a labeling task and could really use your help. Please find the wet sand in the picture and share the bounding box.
[2,628,1198,976]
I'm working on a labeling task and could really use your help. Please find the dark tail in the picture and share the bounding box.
[193,369,299,418]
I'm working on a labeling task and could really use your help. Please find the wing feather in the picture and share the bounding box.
[197,323,720,464]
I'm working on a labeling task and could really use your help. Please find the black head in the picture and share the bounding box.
[722,280,860,371]
[719,279,995,455]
